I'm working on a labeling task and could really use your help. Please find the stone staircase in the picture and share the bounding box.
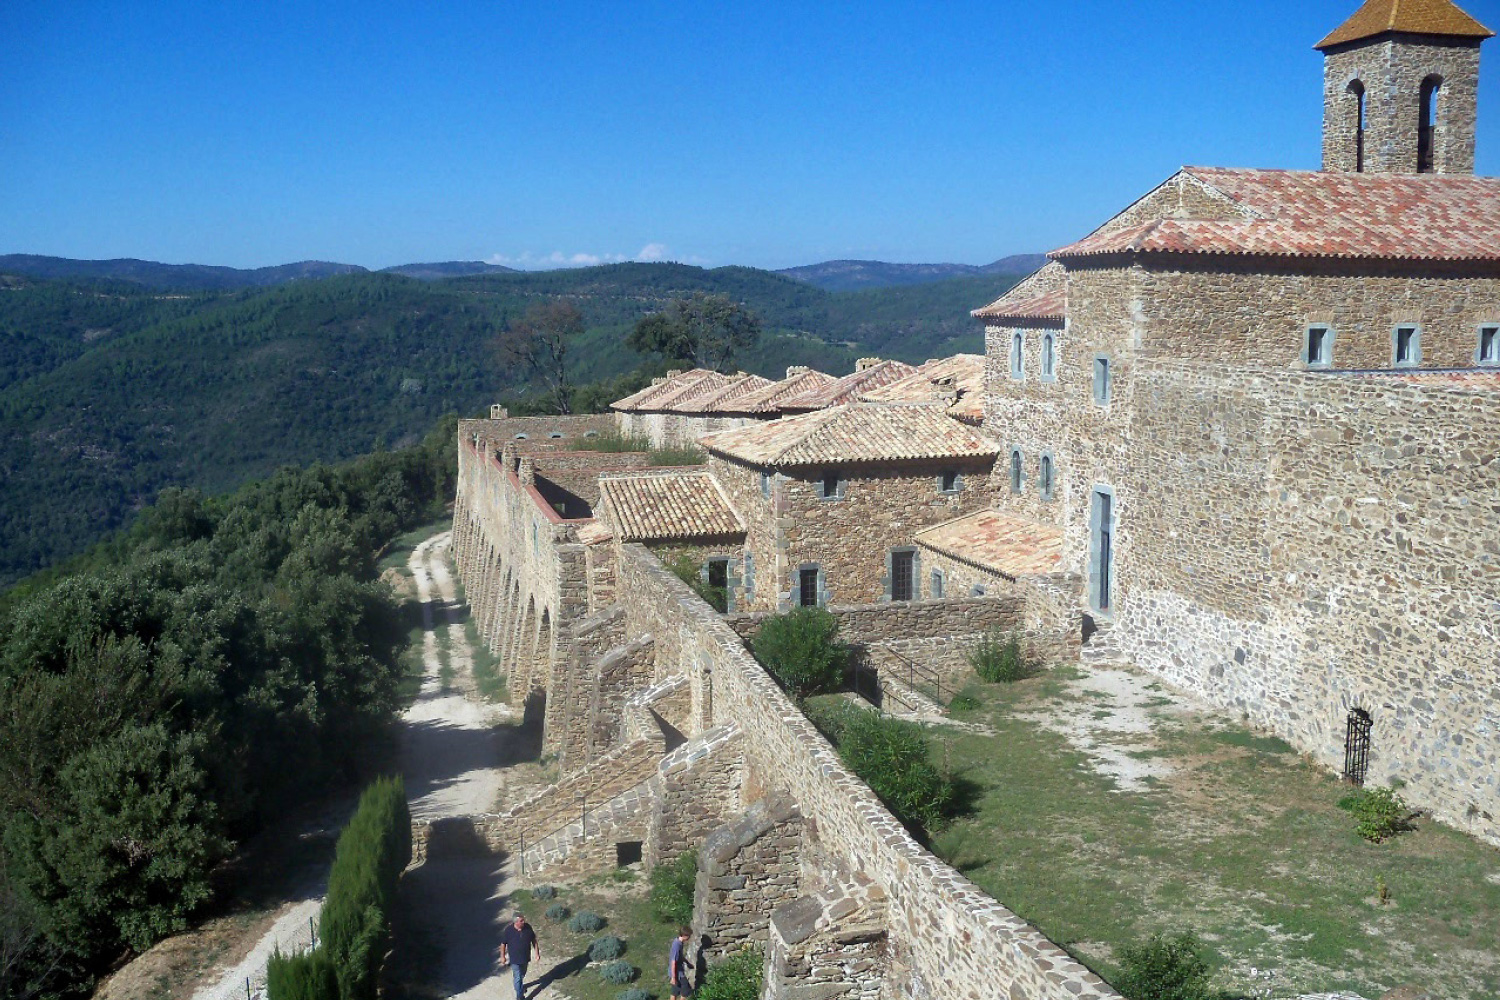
[1079,620,1129,667]
[863,646,946,718]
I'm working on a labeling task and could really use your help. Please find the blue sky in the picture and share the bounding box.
[3,1,1498,271]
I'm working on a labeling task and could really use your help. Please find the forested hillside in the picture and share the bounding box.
[0,262,1021,585]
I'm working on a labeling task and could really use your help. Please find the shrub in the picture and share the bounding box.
[618,990,652,1000]
[1114,931,1214,1000]
[968,632,1031,683]
[532,885,558,900]
[698,947,764,1000]
[947,692,981,713]
[649,444,707,466]
[1339,785,1413,843]
[599,961,637,984]
[569,910,606,933]
[666,554,728,613]
[545,903,571,921]
[317,776,410,1000]
[266,948,338,1000]
[589,935,627,961]
[838,709,955,838]
[650,849,698,925]
[752,607,849,698]
[569,431,652,453]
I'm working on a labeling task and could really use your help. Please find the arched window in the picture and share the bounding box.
[1010,448,1024,493]
[1041,333,1056,380]
[1419,75,1442,172]
[1347,79,1366,172]
[1010,331,1025,379]
[1039,452,1054,500]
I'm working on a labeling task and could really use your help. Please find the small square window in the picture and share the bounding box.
[1093,356,1112,405]
[1393,326,1421,367]
[939,470,961,493]
[820,470,840,500]
[1478,325,1499,367]
[1305,325,1333,367]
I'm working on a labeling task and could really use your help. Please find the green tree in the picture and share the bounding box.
[494,300,585,414]
[626,292,761,371]
[750,607,848,699]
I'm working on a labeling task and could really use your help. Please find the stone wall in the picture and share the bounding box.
[692,796,804,959]
[647,725,745,871]
[617,543,1118,1000]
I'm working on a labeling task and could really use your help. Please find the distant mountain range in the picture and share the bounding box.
[775,254,1047,292]
[0,254,516,290]
[0,253,1042,293]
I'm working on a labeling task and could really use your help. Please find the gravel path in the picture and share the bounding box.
[190,530,524,1000]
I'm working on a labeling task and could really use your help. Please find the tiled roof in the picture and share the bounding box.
[1317,0,1492,49]
[778,360,919,412]
[700,401,1000,468]
[673,373,775,414]
[598,470,745,541]
[611,369,718,412]
[718,368,837,415]
[861,355,986,424]
[973,261,1068,324]
[972,288,1066,322]
[638,370,733,412]
[1050,167,1500,263]
[915,509,1063,579]
[575,520,614,545]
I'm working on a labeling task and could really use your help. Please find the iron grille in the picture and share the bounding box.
[891,551,914,602]
[1344,709,1373,785]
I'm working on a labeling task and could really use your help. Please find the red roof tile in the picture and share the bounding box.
[674,373,776,414]
[860,355,986,424]
[717,368,836,415]
[700,402,999,468]
[1317,0,1492,50]
[637,370,733,412]
[1050,167,1500,263]
[778,360,919,412]
[914,509,1063,579]
[599,470,745,541]
[972,288,1066,322]
[612,369,719,412]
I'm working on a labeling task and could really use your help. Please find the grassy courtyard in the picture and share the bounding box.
[913,664,1500,999]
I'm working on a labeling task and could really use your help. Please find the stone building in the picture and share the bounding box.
[699,401,1000,611]
[973,0,1500,844]
[612,366,834,447]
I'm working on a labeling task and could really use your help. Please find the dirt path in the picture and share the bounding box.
[180,530,545,1000]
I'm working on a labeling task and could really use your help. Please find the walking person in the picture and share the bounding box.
[669,925,694,997]
[500,911,541,1000]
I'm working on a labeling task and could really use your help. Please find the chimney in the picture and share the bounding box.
[490,404,508,420]
[855,357,882,372]
[665,369,684,378]
[786,366,811,378]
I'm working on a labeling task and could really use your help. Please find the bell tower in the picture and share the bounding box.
[1318,0,1493,174]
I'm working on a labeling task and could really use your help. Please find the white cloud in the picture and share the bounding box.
[636,242,669,261]
[484,243,683,270]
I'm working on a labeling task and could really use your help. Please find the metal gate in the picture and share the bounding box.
[1343,709,1372,785]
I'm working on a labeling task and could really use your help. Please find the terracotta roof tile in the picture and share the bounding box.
[673,373,776,414]
[778,359,919,412]
[611,369,719,412]
[718,368,836,415]
[915,509,1063,579]
[1050,167,1500,263]
[1317,0,1492,50]
[860,354,987,424]
[973,261,1068,324]
[700,401,1000,468]
[598,470,745,541]
[637,370,733,412]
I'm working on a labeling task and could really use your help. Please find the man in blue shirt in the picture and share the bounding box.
[669,926,694,997]
[499,912,540,1000]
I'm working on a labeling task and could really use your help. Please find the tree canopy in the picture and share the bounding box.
[493,300,584,414]
[626,292,762,371]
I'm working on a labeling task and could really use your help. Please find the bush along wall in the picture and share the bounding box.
[265,776,411,1000]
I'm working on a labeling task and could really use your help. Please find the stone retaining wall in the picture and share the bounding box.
[619,544,1119,1000]
[692,796,803,960]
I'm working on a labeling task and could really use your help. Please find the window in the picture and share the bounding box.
[820,470,841,500]
[1393,325,1421,367]
[1041,333,1057,381]
[929,569,945,600]
[548,431,564,439]
[1093,356,1112,405]
[939,470,961,494]
[970,583,987,597]
[1305,325,1334,367]
[1009,449,1024,494]
[743,550,755,600]
[1090,487,1115,614]
[890,550,915,602]
[1039,452,1055,500]
[799,567,821,607]
[1348,79,1366,173]
[515,433,528,440]
[760,470,772,498]
[1418,76,1441,173]
[1477,325,1498,367]
[707,558,729,591]
[1010,331,1025,379]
